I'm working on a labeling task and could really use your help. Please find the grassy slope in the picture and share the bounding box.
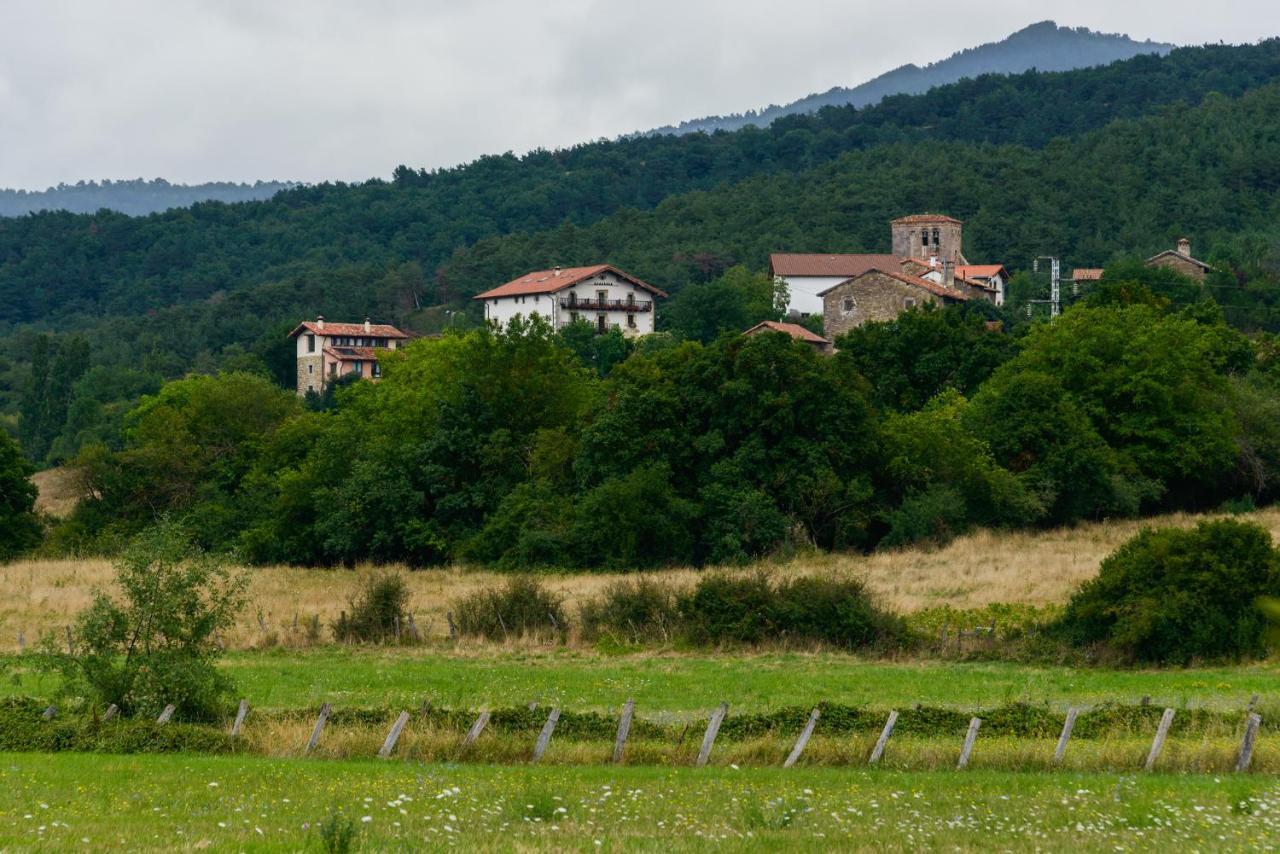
[2,753,1277,851]
[9,504,1280,651]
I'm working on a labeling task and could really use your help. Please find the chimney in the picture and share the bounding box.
[363,317,372,333]
[553,266,561,277]
[1177,237,1191,257]
[942,259,955,289]
[316,314,325,331]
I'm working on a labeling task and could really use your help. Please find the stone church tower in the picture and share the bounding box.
[891,214,968,265]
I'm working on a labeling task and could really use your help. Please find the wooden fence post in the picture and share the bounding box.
[1235,713,1262,773]
[1144,708,1175,771]
[1246,694,1260,714]
[1053,707,1080,765]
[868,710,898,765]
[16,630,24,653]
[783,708,821,768]
[305,703,332,754]
[103,704,119,722]
[1140,695,1151,707]
[696,702,728,768]
[447,612,458,640]
[612,699,635,764]
[532,708,561,763]
[462,711,490,748]
[156,704,175,725]
[379,711,411,759]
[957,717,982,770]
[230,700,249,738]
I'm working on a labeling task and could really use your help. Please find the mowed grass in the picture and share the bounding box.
[2,752,1279,852]
[9,504,1280,651]
[6,648,1279,714]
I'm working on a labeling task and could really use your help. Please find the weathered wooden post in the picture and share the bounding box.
[305,703,332,754]
[1246,694,1260,714]
[957,717,982,769]
[447,612,458,640]
[1140,695,1151,707]
[393,616,401,643]
[103,704,119,722]
[407,613,420,642]
[868,710,899,765]
[783,707,821,768]
[230,700,249,738]
[1144,708,1175,771]
[41,705,57,721]
[1053,707,1080,765]
[696,702,728,768]
[16,630,24,653]
[1234,713,1262,773]
[612,699,635,764]
[462,710,490,748]
[156,704,175,725]
[532,708,561,763]
[379,711,411,759]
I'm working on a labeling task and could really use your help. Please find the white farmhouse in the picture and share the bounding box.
[474,265,667,335]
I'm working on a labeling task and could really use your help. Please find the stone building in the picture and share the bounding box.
[820,267,969,339]
[288,316,409,396]
[742,320,833,354]
[1145,238,1212,282]
[891,214,969,266]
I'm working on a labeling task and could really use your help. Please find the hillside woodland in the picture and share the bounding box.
[0,179,293,217]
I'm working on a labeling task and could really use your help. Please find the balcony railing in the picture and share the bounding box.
[559,297,652,312]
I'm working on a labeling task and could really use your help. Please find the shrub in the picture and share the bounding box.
[771,576,904,648]
[677,573,776,644]
[37,520,246,721]
[453,577,568,641]
[1054,519,1280,664]
[579,578,680,643]
[333,572,411,643]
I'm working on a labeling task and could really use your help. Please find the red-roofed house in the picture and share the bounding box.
[820,267,970,339]
[473,264,668,336]
[742,320,833,354]
[288,316,409,396]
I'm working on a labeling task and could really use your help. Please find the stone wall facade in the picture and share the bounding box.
[296,354,323,396]
[822,271,945,339]
[1147,253,1207,282]
[892,218,965,264]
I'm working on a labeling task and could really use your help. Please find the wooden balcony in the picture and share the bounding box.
[559,297,652,312]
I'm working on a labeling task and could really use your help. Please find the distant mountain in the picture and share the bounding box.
[648,21,1175,136]
[0,178,296,217]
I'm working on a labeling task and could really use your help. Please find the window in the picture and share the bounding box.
[306,334,315,353]
[626,292,635,307]
[597,289,608,304]
[931,227,940,246]
[904,297,917,309]
[627,314,636,329]
[843,296,856,312]
[307,364,313,374]
[372,362,381,379]
[597,314,606,333]
[921,230,928,247]
[329,362,337,376]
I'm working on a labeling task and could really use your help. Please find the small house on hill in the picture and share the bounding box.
[1146,238,1212,282]
[288,316,409,396]
[742,320,832,354]
[474,264,667,336]
[821,267,969,339]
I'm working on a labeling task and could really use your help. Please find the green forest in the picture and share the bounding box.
[3,39,1280,567]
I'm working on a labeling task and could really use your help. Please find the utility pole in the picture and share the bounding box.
[1031,256,1061,318]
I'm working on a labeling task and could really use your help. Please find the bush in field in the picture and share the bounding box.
[1054,519,1280,664]
[579,578,681,643]
[40,521,247,720]
[333,572,411,643]
[453,577,568,641]
[677,573,777,644]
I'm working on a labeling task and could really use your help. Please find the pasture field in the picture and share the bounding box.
[7,505,1280,651]
[2,753,1279,851]
[5,648,1280,714]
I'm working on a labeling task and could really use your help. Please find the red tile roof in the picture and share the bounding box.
[769,253,905,278]
[322,346,381,362]
[1145,250,1212,270]
[289,320,408,339]
[474,264,668,299]
[742,320,830,345]
[818,267,970,302]
[891,213,963,225]
[1071,268,1105,281]
[955,264,1008,280]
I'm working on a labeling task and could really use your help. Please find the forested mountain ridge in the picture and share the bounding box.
[647,21,1174,136]
[3,39,1280,466]
[0,179,295,217]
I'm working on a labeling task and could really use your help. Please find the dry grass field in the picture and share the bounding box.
[6,505,1280,651]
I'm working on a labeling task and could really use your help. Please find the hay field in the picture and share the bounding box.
[6,507,1279,651]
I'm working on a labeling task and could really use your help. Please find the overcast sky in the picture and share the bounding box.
[0,0,1271,189]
